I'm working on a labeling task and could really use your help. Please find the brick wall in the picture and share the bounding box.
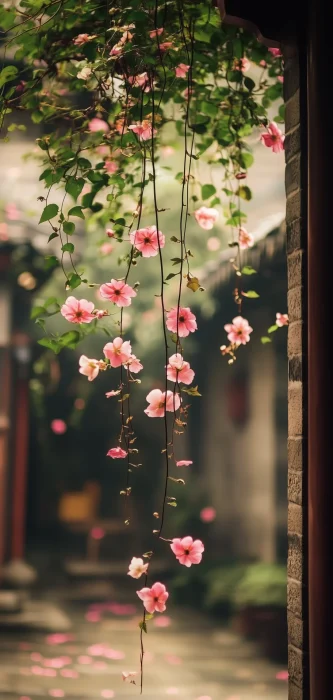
[284,44,309,700]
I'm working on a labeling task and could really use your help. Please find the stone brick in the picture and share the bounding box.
[286,154,301,195]
[288,286,304,323]
[286,189,301,223]
[288,438,305,472]
[288,645,307,689]
[288,534,305,582]
[288,610,307,649]
[288,470,303,505]
[288,681,305,700]
[288,502,303,533]
[285,89,300,132]
[285,126,301,162]
[288,382,304,436]
[287,218,305,254]
[289,355,303,382]
[288,577,304,617]
[288,322,303,357]
[288,250,305,290]
[283,51,300,102]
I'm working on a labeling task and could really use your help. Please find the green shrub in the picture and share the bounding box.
[231,563,287,609]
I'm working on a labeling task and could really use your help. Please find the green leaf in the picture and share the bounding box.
[63,221,75,235]
[261,336,272,344]
[65,176,85,201]
[201,184,216,200]
[242,290,260,298]
[30,305,46,320]
[59,330,81,349]
[170,236,179,242]
[68,206,85,219]
[244,77,255,91]
[169,333,178,344]
[166,272,179,281]
[186,276,200,292]
[241,266,257,275]
[48,232,59,242]
[45,256,59,270]
[38,338,60,353]
[237,185,252,201]
[62,242,74,254]
[0,65,18,88]
[182,385,202,397]
[67,273,82,290]
[39,203,59,223]
[139,621,147,633]
[268,324,279,333]
[239,152,254,169]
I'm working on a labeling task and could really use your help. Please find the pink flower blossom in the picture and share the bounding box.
[176,460,193,467]
[106,228,115,238]
[101,692,115,699]
[166,307,197,338]
[100,242,113,255]
[130,226,165,257]
[89,117,109,133]
[73,33,95,45]
[128,121,157,141]
[276,312,289,327]
[61,296,94,324]
[170,537,204,567]
[100,279,137,307]
[6,202,19,220]
[149,28,164,38]
[154,615,171,627]
[110,44,122,57]
[207,236,221,251]
[200,506,216,523]
[276,670,288,681]
[268,47,282,57]
[167,354,194,384]
[105,389,121,398]
[127,72,151,91]
[51,419,67,435]
[159,41,173,51]
[79,355,103,381]
[261,121,285,153]
[137,582,169,613]
[48,692,64,698]
[115,117,127,134]
[161,145,174,157]
[145,389,181,418]
[126,355,143,373]
[224,316,253,345]
[194,206,219,230]
[233,57,250,71]
[103,337,132,367]
[238,227,254,249]
[91,527,105,540]
[128,557,149,579]
[107,447,128,459]
[94,309,107,319]
[175,63,190,78]
[122,671,137,683]
[104,159,118,174]
[277,75,284,83]
[259,59,267,67]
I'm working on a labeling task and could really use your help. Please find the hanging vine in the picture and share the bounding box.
[0,0,285,692]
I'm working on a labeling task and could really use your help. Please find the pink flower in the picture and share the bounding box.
[51,419,67,435]
[224,316,253,345]
[137,582,169,613]
[73,33,94,45]
[115,117,127,134]
[130,226,165,257]
[154,615,171,627]
[122,671,137,683]
[89,117,109,133]
[277,75,284,83]
[103,337,132,367]
[61,296,94,324]
[200,506,216,523]
[233,57,250,71]
[159,41,173,51]
[176,460,192,467]
[105,389,121,397]
[268,47,282,57]
[101,692,115,699]
[144,389,181,418]
[100,279,137,307]
[94,309,107,319]
[128,557,149,579]
[110,44,122,57]
[161,145,174,157]
[238,227,254,249]
[175,63,190,78]
[166,307,197,338]
[48,692,64,698]
[194,206,219,230]
[261,121,285,153]
[259,60,267,67]
[107,447,127,459]
[276,670,288,681]
[167,354,194,384]
[276,312,289,327]
[128,121,157,141]
[79,355,102,381]
[170,537,204,567]
[104,160,118,174]
[207,236,221,251]
[127,72,151,91]
[100,242,113,255]
[6,202,19,220]
[126,355,143,373]
[106,228,115,238]
[149,28,164,38]
[91,527,105,540]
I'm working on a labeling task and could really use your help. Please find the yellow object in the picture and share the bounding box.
[58,492,95,523]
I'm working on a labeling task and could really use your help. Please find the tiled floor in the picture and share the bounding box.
[0,582,288,700]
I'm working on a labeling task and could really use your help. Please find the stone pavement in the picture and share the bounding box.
[0,582,288,700]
